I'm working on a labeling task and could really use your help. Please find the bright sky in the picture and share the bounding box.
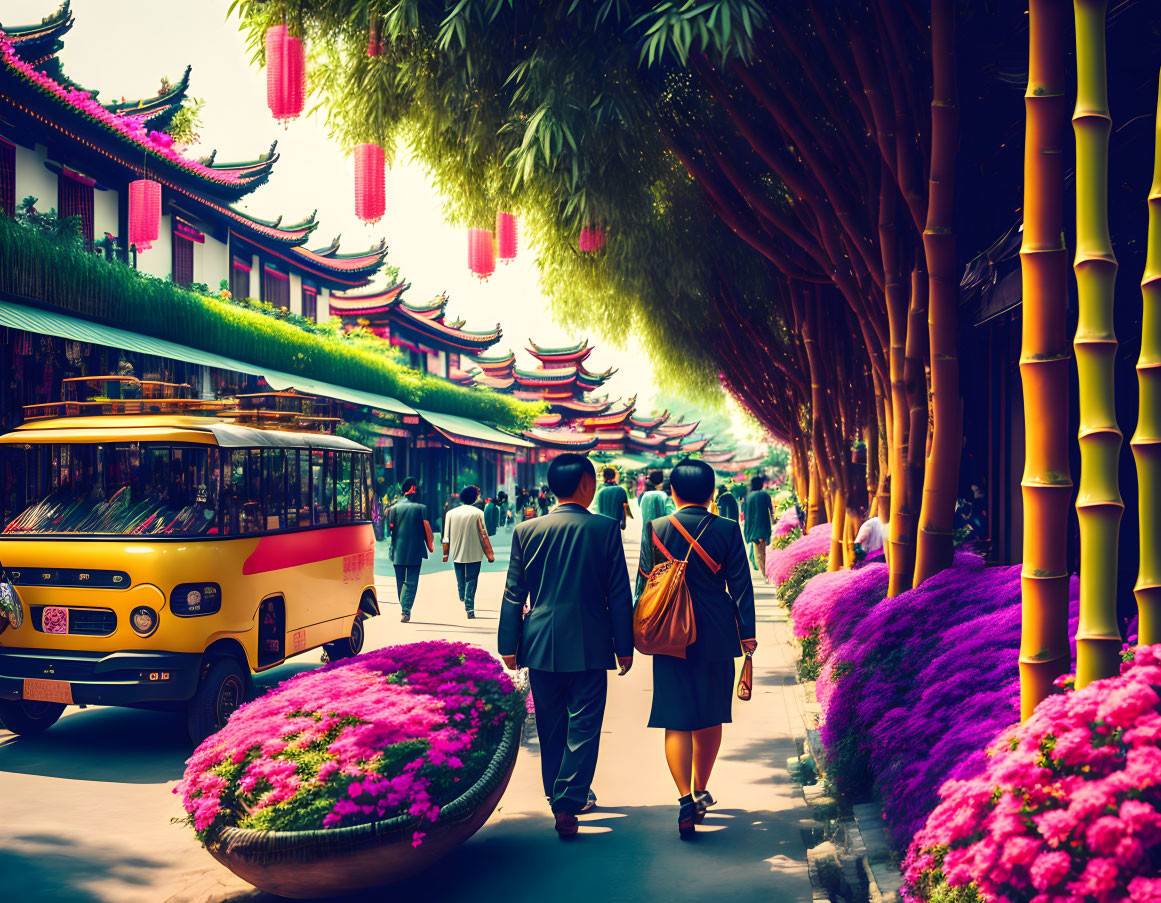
[3,0,764,441]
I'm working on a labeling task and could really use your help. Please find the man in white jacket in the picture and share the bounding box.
[442,485,495,618]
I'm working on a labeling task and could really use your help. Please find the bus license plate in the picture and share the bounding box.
[23,678,73,704]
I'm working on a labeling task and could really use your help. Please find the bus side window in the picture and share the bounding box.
[334,452,352,524]
[264,449,287,531]
[223,450,246,535]
[312,450,329,525]
[353,454,365,520]
[286,449,299,529]
[298,450,311,526]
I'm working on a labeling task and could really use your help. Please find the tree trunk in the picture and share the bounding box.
[1132,71,1161,649]
[1019,0,1074,720]
[1072,0,1123,687]
[913,0,961,586]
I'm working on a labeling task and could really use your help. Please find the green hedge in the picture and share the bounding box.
[778,555,828,610]
[0,217,538,429]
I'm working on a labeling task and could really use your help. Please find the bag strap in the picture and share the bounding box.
[652,527,676,561]
[668,514,720,573]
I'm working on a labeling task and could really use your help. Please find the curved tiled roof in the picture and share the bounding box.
[628,410,670,430]
[657,420,700,438]
[327,283,408,313]
[513,366,578,388]
[521,428,599,450]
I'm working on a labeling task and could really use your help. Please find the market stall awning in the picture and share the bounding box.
[0,298,414,416]
[415,408,535,453]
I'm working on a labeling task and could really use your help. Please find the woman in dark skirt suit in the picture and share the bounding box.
[634,458,757,838]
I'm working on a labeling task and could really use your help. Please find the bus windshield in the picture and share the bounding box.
[2,444,220,536]
[1,442,372,537]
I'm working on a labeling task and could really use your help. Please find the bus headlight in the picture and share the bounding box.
[131,605,158,637]
[170,582,221,617]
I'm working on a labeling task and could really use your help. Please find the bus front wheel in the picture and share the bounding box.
[322,614,365,663]
[0,699,66,736]
[187,656,247,745]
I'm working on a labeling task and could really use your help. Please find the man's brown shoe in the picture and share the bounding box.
[554,812,579,839]
[400,614,410,623]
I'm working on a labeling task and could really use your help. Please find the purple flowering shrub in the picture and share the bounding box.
[175,641,523,846]
[903,644,1161,903]
[767,522,832,585]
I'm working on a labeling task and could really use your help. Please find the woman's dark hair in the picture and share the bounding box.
[460,485,480,504]
[547,454,595,498]
[401,477,418,494]
[648,468,664,486]
[750,474,766,491]
[670,459,716,505]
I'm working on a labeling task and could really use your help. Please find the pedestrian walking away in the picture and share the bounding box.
[638,468,669,546]
[484,496,500,536]
[715,483,740,522]
[537,484,553,517]
[595,467,629,530]
[387,477,434,622]
[742,474,774,579]
[635,458,757,839]
[442,485,495,618]
[498,454,634,839]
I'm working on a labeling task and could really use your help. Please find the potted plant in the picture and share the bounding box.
[175,640,524,898]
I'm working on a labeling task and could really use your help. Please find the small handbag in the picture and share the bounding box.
[633,515,717,658]
[737,651,753,701]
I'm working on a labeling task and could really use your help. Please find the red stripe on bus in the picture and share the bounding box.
[242,526,372,575]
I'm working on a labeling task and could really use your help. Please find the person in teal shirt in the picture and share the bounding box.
[484,497,500,536]
[638,469,669,544]
[743,475,774,577]
[716,483,740,521]
[595,467,629,530]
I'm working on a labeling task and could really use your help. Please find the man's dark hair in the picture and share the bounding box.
[402,477,418,494]
[602,467,617,482]
[548,454,596,498]
[750,474,766,491]
[717,483,728,496]
[459,485,479,505]
[671,459,716,505]
[648,469,664,487]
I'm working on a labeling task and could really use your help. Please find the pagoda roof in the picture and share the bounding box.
[713,455,766,473]
[700,450,737,464]
[102,65,192,134]
[526,336,593,365]
[513,366,578,389]
[331,287,501,353]
[310,235,343,257]
[0,1,73,68]
[680,437,711,453]
[289,239,388,280]
[0,29,275,203]
[470,350,516,378]
[522,428,599,451]
[628,410,670,430]
[533,413,563,428]
[657,420,700,439]
[473,374,516,391]
[513,390,545,402]
[626,431,669,450]
[550,397,614,416]
[581,396,637,431]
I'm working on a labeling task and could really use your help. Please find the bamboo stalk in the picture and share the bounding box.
[807,458,825,529]
[1019,0,1073,719]
[1132,70,1161,649]
[1072,0,1123,687]
[914,0,961,586]
[906,260,929,520]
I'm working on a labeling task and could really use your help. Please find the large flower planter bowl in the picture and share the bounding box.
[207,715,520,899]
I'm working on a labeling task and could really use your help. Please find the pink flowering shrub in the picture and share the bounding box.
[903,644,1161,903]
[767,522,832,585]
[175,641,523,846]
[0,32,239,182]
[773,506,801,538]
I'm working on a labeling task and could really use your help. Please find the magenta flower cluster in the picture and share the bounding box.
[773,506,801,537]
[0,32,240,182]
[903,644,1161,903]
[174,641,518,846]
[766,522,832,584]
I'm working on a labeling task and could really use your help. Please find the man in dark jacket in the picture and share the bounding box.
[743,474,774,578]
[387,477,434,622]
[499,454,634,838]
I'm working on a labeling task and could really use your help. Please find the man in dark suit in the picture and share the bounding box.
[499,454,634,838]
[387,477,434,623]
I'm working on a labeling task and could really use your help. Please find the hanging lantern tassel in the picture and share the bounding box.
[578,225,605,253]
[354,143,386,224]
[128,179,161,252]
[266,25,305,126]
[496,212,518,262]
[468,227,495,280]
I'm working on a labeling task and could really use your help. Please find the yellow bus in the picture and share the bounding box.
[0,384,378,742]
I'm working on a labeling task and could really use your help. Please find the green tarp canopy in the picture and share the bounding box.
[0,298,414,415]
[414,408,535,452]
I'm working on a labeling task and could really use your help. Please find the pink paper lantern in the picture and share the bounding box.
[266,25,305,125]
[578,225,605,253]
[468,228,495,279]
[496,212,518,262]
[353,143,386,224]
[128,179,161,252]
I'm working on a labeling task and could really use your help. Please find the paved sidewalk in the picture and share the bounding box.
[0,531,812,903]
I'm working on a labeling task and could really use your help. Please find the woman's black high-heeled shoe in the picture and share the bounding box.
[678,795,698,839]
[694,790,716,824]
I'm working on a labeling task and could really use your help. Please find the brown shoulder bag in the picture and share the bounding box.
[633,514,718,659]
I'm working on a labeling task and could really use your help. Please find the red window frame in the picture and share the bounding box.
[302,286,318,321]
[0,139,14,218]
[58,172,94,241]
[172,234,195,285]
